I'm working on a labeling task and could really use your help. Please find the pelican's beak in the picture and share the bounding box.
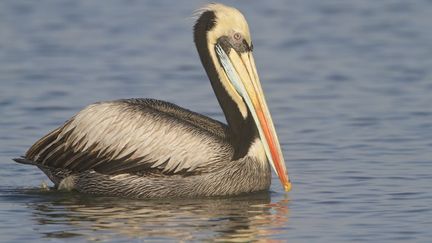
[216,45,291,192]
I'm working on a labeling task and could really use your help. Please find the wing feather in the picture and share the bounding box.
[24,99,233,176]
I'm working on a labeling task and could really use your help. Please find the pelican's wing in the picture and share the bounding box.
[23,99,233,175]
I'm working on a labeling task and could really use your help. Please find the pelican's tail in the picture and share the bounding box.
[13,157,39,166]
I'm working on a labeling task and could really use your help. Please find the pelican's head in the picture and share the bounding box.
[194,3,291,192]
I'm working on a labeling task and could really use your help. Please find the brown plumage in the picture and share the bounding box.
[13,3,291,198]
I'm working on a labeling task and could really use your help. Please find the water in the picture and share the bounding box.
[1,0,432,242]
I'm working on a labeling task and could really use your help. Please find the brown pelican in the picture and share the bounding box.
[14,3,291,198]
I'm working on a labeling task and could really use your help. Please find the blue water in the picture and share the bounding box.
[1,0,432,242]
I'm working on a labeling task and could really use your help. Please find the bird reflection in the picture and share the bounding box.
[22,189,290,242]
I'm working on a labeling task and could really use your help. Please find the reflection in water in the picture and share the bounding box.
[20,189,290,242]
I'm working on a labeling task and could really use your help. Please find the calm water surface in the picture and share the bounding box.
[1,0,432,242]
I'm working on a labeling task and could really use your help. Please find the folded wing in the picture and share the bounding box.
[24,99,233,175]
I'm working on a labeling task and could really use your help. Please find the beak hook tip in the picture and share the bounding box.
[283,181,292,192]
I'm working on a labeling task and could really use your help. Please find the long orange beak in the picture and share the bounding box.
[215,45,291,191]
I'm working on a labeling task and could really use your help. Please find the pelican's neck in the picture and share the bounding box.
[194,11,257,158]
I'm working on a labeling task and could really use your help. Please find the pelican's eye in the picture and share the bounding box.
[233,32,242,40]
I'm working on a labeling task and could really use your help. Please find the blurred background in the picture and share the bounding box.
[1,0,431,242]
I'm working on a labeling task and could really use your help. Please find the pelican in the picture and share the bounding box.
[14,3,291,198]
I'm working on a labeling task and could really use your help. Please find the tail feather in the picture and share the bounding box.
[13,156,72,186]
[13,157,39,166]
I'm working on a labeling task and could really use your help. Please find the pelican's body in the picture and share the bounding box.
[14,4,291,198]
